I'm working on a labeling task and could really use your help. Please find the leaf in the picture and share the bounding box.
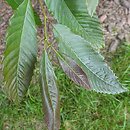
[33,10,42,26]
[44,0,104,50]
[40,50,60,130]
[5,0,23,10]
[0,60,3,87]
[54,24,127,94]
[3,0,37,102]
[86,0,99,16]
[59,54,90,89]
[0,69,3,87]
[5,0,42,26]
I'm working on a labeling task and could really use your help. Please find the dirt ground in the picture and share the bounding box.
[0,0,12,67]
[97,0,130,52]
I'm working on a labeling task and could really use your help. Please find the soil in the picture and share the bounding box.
[0,0,12,68]
[0,0,130,64]
[97,0,130,52]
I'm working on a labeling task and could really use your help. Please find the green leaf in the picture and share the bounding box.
[3,0,37,102]
[59,54,90,89]
[86,0,99,16]
[54,24,127,94]
[0,60,3,87]
[44,0,104,50]
[5,0,42,26]
[5,0,23,10]
[40,50,60,130]
[0,69,3,88]
[33,10,42,26]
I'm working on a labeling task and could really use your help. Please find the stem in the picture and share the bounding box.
[37,2,89,87]
[38,0,49,50]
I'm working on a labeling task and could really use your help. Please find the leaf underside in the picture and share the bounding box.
[54,24,127,94]
[59,54,91,90]
[44,0,104,50]
[40,51,60,130]
[3,0,37,102]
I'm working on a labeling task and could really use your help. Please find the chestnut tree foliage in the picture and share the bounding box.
[1,0,127,129]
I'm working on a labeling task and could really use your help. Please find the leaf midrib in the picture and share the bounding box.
[64,0,102,48]
[55,29,120,88]
[48,0,91,44]
[44,52,57,126]
[64,1,91,40]
[16,0,29,97]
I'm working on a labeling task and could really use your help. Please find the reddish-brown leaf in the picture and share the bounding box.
[40,51,60,130]
[59,55,90,90]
